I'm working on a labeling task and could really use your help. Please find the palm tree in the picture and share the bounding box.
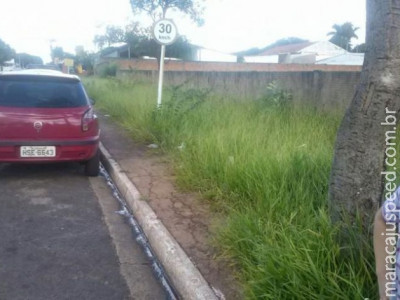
[327,22,359,51]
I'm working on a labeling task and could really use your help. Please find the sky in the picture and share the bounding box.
[0,0,366,63]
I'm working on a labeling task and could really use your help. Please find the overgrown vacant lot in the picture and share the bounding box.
[84,77,376,299]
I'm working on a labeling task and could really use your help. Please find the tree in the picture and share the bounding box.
[63,51,76,59]
[129,1,204,69]
[93,25,126,49]
[51,46,64,61]
[75,46,95,74]
[166,36,196,60]
[138,36,196,60]
[327,22,359,51]
[16,53,43,68]
[95,24,196,61]
[352,43,367,53]
[0,38,15,65]
[130,0,205,25]
[328,1,400,227]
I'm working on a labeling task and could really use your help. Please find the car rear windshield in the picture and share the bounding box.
[0,75,89,108]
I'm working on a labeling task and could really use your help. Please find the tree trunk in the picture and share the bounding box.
[329,0,400,226]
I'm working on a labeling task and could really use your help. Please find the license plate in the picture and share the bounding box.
[20,146,56,158]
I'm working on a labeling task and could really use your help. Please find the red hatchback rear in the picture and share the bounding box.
[0,70,100,176]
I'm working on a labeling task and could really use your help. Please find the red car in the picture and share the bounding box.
[0,69,100,176]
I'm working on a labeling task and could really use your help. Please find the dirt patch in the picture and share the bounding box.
[98,113,241,299]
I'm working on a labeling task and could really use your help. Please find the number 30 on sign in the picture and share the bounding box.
[152,19,178,45]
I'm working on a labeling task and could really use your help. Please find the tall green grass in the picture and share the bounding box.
[83,77,377,299]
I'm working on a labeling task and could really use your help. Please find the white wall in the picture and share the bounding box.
[196,48,237,62]
[243,55,279,63]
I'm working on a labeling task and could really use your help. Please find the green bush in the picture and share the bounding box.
[257,81,292,109]
[97,63,118,77]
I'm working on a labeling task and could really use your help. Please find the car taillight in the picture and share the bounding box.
[82,108,96,132]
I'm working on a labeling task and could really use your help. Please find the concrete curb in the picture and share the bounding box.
[99,143,218,300]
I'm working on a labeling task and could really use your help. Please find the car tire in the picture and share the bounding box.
[84,150,100,177]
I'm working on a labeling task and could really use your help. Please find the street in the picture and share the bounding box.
[0,162,166,300]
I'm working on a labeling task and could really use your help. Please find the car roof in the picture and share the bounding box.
[0,69,80,81]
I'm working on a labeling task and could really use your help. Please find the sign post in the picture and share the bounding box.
[157,45,166,108]
[63,58,74,74]
[152,19,178,108]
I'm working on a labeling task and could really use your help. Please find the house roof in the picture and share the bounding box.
[316,53,364,65]
[100,43,129,57]
[257,41,315,56]
[108,42,128,49]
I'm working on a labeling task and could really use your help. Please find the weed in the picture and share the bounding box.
[97,63,118,77]
[257,81,292,109]
[83,77,377,299]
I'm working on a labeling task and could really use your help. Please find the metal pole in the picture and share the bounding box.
[157,45,166,108]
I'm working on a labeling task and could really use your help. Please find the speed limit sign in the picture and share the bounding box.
[152,19,179,108]
[152,19,178,45]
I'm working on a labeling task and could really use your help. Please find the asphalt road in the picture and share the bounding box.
[0,162,165,300]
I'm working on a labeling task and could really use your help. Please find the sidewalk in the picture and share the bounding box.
[98,112,241,299]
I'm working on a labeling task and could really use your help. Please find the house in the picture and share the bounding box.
[1,59,18,71]
[316,53,364,65]
[243,41,357,64]
[100,42,131,59]
[194,47,237,62]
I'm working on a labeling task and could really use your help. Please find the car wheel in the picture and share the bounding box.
[85,150,100,177]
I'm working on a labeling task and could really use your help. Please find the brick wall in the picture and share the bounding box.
[98,58,362,73]
[96,58,361,109]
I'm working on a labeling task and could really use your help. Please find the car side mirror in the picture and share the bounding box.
[89,98,96,105]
